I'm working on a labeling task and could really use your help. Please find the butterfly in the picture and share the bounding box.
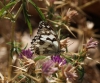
[31,21,61,55]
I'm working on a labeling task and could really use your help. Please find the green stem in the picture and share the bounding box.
[8,21,15,79]
[24,73,40,82]
[0,1,14,20]
[9,2,23,79]
[14,4,23,20]
[80,0,99,9]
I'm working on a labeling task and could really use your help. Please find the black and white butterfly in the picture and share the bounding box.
[31,21,61,55]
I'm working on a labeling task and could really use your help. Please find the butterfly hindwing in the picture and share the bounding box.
[31,21,60,55]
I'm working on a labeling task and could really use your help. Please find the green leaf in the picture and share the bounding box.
[16,47,21,55]
[47,6,54,19]
[34,56,46,61]
[23,43,28,50]
[0,1,16,18]
[29,0,46,21]
[65,56,73,64]
[63,23,76,38]
[70,54,85,63]
[8,41,21,57]
[6,42,12,45]
[25,16,32,35]
[22,1,32,35]
[77,66,84,80]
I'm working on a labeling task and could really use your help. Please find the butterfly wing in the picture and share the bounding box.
[31,21,60,55]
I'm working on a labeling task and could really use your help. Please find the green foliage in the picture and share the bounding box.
[22,0,33,35]
[7,41,21,57]
[47,6,54,19]
[77,66,84,80]
[34,56,46,61]
[0,1,16,18]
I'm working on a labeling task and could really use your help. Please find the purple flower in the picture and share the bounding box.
[85,37,98,49]
[19,49,33,59]
[66,8,78,22]
[42,60,58,76]
[51,55,66,66]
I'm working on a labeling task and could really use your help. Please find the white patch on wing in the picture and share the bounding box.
[40,37,46,41]
[53,41,59,50]
[41,35,49,39]
[37,40,40,42]
[36,44,40,47]
[47,47,54,50]
[47,25,50,28]
[51,30,56,35]
[49,34,55,39]
[42,25,45,28]
[46,40,52,44]
[41,31,45,34]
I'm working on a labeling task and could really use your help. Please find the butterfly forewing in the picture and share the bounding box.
[31,21,60,55]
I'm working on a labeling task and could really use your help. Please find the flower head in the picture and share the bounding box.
[60,38,69,49]
[51,55,66,67]
[62,64,77,82]
[42,60,58,76]
[19,49,33,59]
[66,8,78,22]
[84,37,98,49]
